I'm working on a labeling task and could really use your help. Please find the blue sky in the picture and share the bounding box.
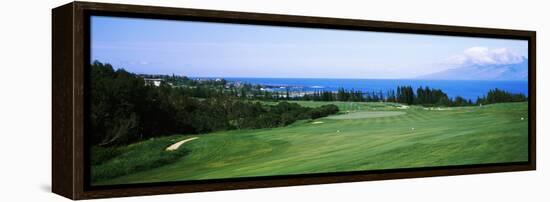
[91,16,528,79]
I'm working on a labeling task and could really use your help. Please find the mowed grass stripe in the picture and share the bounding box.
[93,102,528,185]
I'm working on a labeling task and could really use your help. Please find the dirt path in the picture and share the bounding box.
[165,137,199,151]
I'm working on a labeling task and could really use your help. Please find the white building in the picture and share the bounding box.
[143,78,163,87]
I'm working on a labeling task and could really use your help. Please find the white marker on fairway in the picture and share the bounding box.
[337,130,340,133]
[521,117,524,120]
[411,127,415,131]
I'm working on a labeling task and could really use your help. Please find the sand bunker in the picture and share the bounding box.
[166,137,198,151]
[397,105,410,109]
[423,107,452,111]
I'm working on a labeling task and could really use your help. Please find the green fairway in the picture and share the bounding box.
[326,111,406,119]
[92,101,529,185]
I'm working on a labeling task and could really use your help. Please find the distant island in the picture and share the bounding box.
[419,57,528,81]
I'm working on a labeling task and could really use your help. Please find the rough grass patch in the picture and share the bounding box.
[91,136,192,184]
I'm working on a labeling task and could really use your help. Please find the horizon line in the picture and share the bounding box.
[135,74,527,82]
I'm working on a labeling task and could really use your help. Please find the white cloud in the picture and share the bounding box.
[447,47,525,66]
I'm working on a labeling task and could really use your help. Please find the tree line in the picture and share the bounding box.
[393,86,526,107]
[90,61,339,146]
[146,71,527,106]
[298,85,525,107]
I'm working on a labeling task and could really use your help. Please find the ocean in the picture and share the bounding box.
[223,78,528,101]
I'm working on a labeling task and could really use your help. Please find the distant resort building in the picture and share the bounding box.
[143,78,163,87]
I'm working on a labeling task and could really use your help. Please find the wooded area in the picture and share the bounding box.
[90,61,339,146]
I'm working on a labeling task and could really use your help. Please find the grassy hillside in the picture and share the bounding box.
[92,101,528,185]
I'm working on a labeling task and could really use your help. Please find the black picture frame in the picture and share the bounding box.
[52,1,536,200]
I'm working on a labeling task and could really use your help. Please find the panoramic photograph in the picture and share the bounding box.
[89,16,529,186]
